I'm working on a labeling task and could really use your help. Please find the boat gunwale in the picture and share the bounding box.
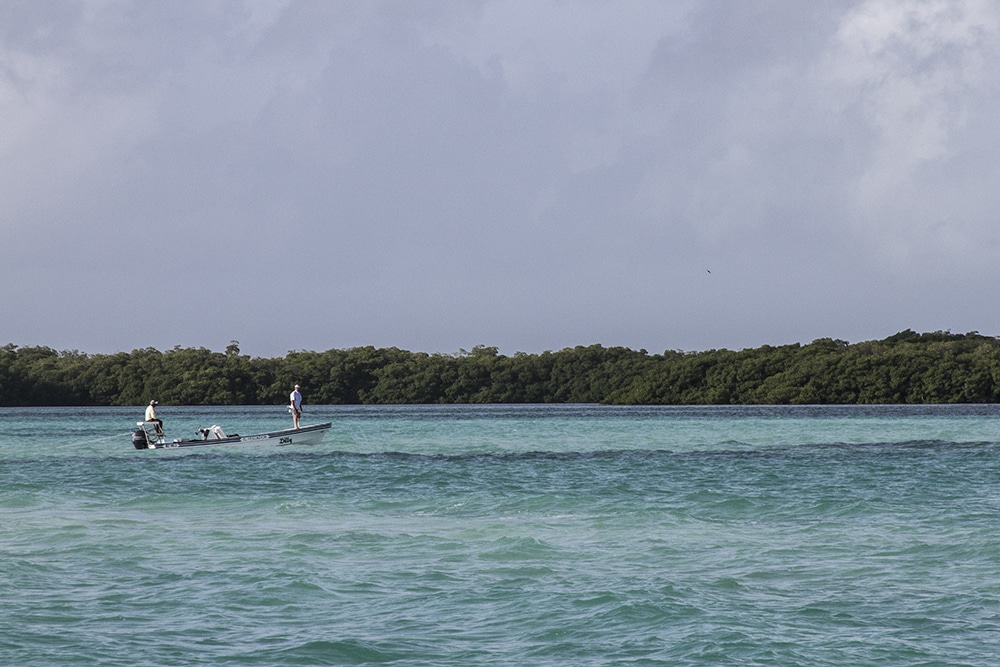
[141,422,332,449]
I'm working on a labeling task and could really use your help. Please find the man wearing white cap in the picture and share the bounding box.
[289,384,302,429]
[145,400,163,434]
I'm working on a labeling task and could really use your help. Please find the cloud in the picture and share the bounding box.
[2,1,1000,357]
[822,0,1000,271]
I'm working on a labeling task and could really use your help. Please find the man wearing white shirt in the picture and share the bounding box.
[290,384,302,429]
[145,400,163,434]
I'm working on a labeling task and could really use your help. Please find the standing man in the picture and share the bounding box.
[145,400,163,434]
[290,384,302,429]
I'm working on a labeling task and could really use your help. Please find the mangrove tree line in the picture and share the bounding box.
[3,330,1000,406]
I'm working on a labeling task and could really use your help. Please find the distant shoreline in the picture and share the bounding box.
[3,330,999,406]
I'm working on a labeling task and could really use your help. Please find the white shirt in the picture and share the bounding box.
[290,390,302,410]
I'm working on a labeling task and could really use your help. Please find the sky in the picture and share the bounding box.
[3,0,1000,358]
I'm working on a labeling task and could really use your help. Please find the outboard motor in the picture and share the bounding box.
[132,429,149,449]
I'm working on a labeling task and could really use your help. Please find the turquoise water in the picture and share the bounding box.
[2,404,999,665]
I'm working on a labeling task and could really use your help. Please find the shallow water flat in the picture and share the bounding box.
[2,405,999,665]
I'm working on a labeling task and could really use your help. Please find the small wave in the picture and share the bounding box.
[275,639,399,663]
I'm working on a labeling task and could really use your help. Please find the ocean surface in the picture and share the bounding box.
[2,404,999,666]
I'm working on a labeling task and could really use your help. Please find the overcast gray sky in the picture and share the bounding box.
[3,0,999,358]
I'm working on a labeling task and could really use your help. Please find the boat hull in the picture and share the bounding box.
[136,422,332,449]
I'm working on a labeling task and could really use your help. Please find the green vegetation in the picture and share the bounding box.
[4,331,1000,406]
